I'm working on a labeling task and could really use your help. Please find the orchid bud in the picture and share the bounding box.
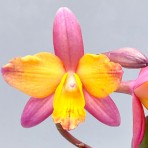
[103,48,148,68]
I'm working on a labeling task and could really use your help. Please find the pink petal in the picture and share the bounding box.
[132,95,145,148]
[135,67,148,88]
[84,90,120,126]
[139,66,148,76]
[21,95,53,128]
[53,7,84,71]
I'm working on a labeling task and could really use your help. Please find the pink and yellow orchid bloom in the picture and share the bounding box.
[1,7,123,130]
[132,67,148,148]
[117,66,148,148]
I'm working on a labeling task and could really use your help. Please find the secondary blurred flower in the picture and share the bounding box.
[132,66,148,148]
[1,7,123,130]
[116,66,148,148]
[104,48,148,68]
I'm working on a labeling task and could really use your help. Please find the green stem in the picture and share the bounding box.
[56,123,92,148]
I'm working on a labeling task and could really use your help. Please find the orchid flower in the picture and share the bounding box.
[116,66,148,148]
[132,67,148,148]
[1,7,123,131]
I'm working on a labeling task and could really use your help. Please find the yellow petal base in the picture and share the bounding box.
[134,82,148,109]
[52,73,86,130]
[76,54,123,98]
[2,52,65,98]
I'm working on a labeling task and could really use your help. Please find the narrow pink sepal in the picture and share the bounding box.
[84,90,120,126]
[132,95,145,148]
[21,95,53,128]
[53,7,84,71]
[135,67,148,88]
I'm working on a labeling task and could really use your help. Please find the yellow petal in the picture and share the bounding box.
[2,52,65,98]
[134,82,148,109]
[52,73,86,130]
[76,54,123,98]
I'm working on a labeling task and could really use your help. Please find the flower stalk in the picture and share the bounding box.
[56,123,92,148]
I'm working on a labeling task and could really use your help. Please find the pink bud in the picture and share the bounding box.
[104,48,148,68]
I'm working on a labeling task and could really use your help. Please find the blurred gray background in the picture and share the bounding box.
[1,0,148,148]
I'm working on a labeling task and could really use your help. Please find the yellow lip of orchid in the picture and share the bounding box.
[1,7,123,130]
[52,73,86,130]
